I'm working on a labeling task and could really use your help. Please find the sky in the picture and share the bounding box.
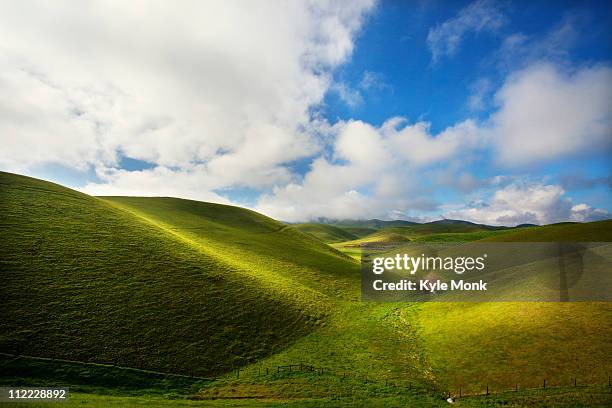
[0,0,611,225]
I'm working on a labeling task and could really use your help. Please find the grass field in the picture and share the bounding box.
[292,224,358,243]
[0,172,355,378]
[2,354,610,406]
[1,171,610,406]
[405,222,612,395]
[334,220,511,248]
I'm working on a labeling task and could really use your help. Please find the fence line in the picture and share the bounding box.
[226,361,611,400]
[4,353,609,400]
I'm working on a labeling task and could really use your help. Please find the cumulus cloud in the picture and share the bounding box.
[256,58,612,223]
[83,166,232,203]
[388,119,481,166]
[487,63,612,165]
[255,118,481,221]
[0,0,375,193]
[427,0,506,63]
[445,182,610,226]
[1,2,609,224]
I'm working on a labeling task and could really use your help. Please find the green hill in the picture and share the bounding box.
[481,220,612,242]
[0,171,358,377]
[2,171,610,406]
[409,220,612,394]
[336,229,413,247]
[336,222,506,247]
[313,219,419,230]
[102,196,358,298]
[339,226,379,237]
[292,223,358,243]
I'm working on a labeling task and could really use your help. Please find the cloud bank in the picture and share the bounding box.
[256,62,612,224]
[446,182,610,226]
[0,1,610,226]
[0,0,375,196]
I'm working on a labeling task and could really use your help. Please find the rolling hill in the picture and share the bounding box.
[481,220,612,242]
[317,218,419,230]
[335,221,509,248]
[407,220,612,393]
[0,171,358,377]
[292,223,358,243]
[1,171,611,406]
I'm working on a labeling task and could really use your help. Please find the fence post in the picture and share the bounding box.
[266,367,269,375]
[543,379,546,389]
[277,366,279,373]
[486,385,489,396]
[574,377,576,387]
[459,387,461,397]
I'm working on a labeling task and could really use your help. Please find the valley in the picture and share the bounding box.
[1,171,610,407]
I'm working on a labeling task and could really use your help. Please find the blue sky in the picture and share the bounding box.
[311,0,612,223]
[327,1,612,129]
[0,0,610,225]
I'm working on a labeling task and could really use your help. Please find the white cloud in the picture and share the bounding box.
[359,71,390,92]
[330,82,364,108]
[388,119,481,167]
[1,2,608,224]
[328,71,390,108]
[445,182,610,226]
[0,0,375,194]
[496,12,585,70]
[487,63,612,165]
[83,166,232,204]
[256,59,612,222]
[255,118,480,221]
[570,203,610,222]
[467,78,492,111]
[427,0,506,63]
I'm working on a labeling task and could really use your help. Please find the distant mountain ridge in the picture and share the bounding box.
[304,217,527,230]
[306,218,419,229]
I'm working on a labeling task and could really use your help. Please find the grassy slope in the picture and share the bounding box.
[101,198,438,388]
[481,220,612,242]
[0,172,354,377]
[3,354,610,407]
[329,219,418,229]
[0,176,436,403]
[411,230,513,242]
[410,220,612,394]
[338,227,379,238]
[292,223,358,244]
[2,172,610,406]
[199,218,610,400]
[102,197,359,299]
[336,223,507,248]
